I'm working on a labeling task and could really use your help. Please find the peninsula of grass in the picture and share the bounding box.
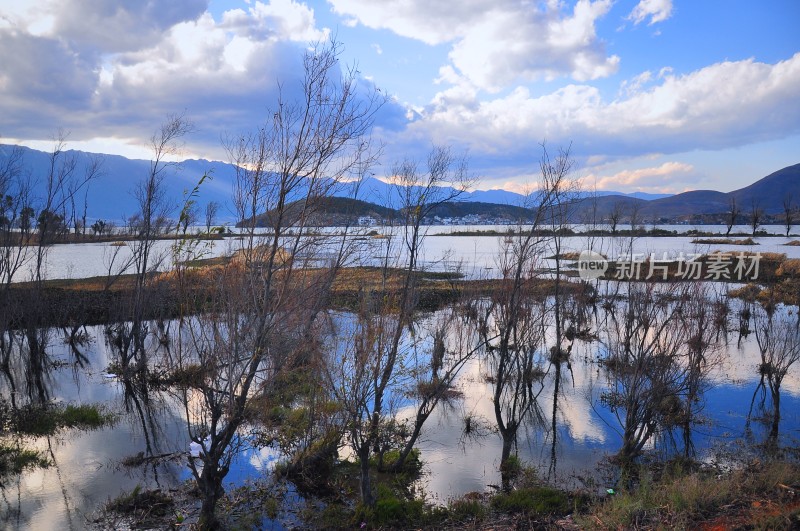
[691,237,757,245]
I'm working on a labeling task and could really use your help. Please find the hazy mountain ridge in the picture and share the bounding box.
[1,144,797,224]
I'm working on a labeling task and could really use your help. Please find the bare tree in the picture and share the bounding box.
[783,194,794,237]
[674,282,720,457]
[467,144,579,490]
[123,115,192,372]
[725,196,739,237]
[539,144,587,479]
[749,198,763,237]
[204,200,220,233]
[748,305,800,440]
[0,145,30,289]
[28,132,102,283]
[326,146,471,505]
[0,138,100,414]
[598,282,704,464]
[173,38,383,528]
[608,200,623,236]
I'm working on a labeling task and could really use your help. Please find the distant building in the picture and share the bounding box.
[358,216,377,226]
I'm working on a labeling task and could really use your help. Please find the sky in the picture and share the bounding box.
[0,0,798,194]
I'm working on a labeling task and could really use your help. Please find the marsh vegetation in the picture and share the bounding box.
[2,40,799,531]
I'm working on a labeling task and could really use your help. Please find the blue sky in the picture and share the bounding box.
[1,0,798,194]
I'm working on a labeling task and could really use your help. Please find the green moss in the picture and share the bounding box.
[500,454,522,480]
[490,486,570,515]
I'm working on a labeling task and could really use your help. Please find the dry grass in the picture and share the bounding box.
[776,258,800,278]
[579,461,800,530]
[229,245,292,265]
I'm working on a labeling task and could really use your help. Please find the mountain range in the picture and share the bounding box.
[0,144,797,224]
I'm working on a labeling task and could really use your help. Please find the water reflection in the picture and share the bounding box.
[0,321,190,529]
[1,294,799,527]
[414,296,800,498]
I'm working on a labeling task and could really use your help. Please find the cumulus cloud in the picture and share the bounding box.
[1,0,208,53]
[406,53,800,164]
[628,0,673,26]
[327,0,619,91]
[0,0,404,158]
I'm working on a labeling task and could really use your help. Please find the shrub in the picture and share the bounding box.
[490,486,570,515]
[448,498,487,523]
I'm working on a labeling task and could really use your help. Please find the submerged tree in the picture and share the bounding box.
[673,282,721,457]
[0,137,101,408]
[748,304,800,441]
[467,144,580,489]
[325,145,472,506]
[111,115,192,375]
[599,281,715,464]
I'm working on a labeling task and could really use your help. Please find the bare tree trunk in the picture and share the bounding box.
[197,466,225,530]
[770,383,781,440]
[358,445,374,507]
[500,431,515,491]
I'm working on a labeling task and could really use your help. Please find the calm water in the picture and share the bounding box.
[0,325,285,529]
[2,226,800,528]
[3,309,798,528]
[11,224,800,282]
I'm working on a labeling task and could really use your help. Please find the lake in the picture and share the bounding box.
[2,225,799,528]
[9,224,800,282]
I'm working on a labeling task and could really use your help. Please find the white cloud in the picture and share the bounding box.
[0,0,380,156]
[619,70,652,96]
[628,0,673,26]
[328,0,619,91]
[407,53,800,162]
[248,0,328,42]
[327,0,483,45]
[588,161,694,191]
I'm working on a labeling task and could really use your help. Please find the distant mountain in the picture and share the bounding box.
[349,176,671,207]
[1,144,795,224]
[595,190,673,201]
[633,163,800,221]
[463,189,526,205]
[641,190,730,220]
[729,163,800,213]
[0,144,239,223]
[240,197,539,227]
